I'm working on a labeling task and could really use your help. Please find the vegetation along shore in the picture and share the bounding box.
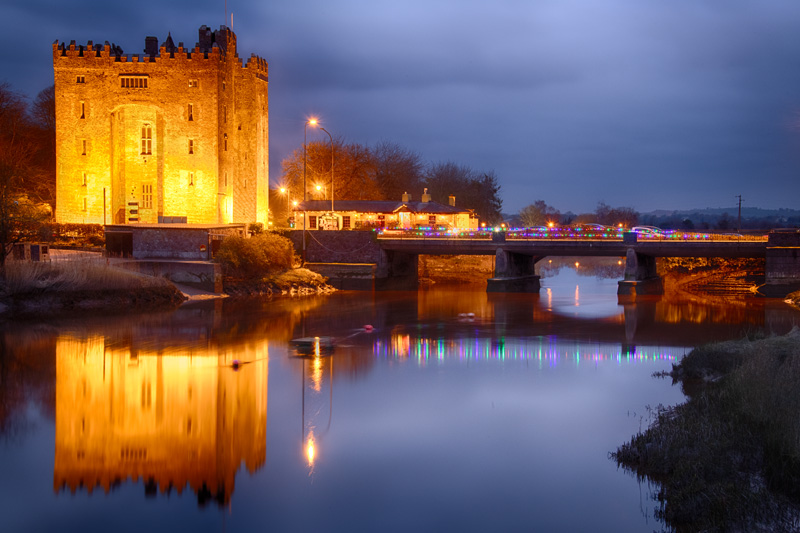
[612,327,800,532]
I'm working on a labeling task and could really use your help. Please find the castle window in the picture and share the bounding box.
[82,172,87,186]
[224,172,228,187]
[188,139,194,154]
[80,101,85,119]
[223,134,227,151]
[309,215,317,229]
[83,198,87,212]
[141,124,152,155]
[189,79,198,88]
[81,139,87,155]
[222,80,226,91]
[188,104,193,121]
[223,105,227,123]
[142,184,153,209]
[121,75,149,89]
[243,178,247,189]
[76,75,85,84]
[189,172,194,186]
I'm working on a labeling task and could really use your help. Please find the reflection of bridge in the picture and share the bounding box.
[293,229,800,297]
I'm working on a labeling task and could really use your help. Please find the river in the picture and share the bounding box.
[1,263,798,532]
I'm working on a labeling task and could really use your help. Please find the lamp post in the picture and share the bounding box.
[303,118,318,264]
[319,127,334,214]
[279,187,291,228]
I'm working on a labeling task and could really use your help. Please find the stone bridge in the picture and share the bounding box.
[287,229,800,297]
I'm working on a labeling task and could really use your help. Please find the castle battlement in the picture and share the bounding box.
[53,25,267,74]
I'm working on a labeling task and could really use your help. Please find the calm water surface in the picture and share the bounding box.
[2,266,799,532]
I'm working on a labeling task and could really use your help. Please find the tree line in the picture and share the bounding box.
[279,139,503,224]
[0,82,55,273]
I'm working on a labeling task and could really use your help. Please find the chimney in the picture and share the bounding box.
[402,192,411,202]
[144,36,158,57]
[421,188,431,203]
[449,195,455,207]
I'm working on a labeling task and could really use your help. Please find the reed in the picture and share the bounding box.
[2,258,171,295]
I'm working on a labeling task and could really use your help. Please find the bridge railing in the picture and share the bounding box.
[376,227,769,242]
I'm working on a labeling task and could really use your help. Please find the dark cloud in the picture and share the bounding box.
[3,0,800,214]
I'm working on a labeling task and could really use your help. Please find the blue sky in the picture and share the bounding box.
[4,0,800,214]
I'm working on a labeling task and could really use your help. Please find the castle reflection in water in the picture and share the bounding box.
[53,335,268,507]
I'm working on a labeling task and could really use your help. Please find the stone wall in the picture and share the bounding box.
[286,230,383,263]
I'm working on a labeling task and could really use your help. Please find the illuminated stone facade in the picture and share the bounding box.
[53,335,268,505]
[53,25,268,225]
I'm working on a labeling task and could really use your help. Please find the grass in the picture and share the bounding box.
[612,330,800,531]
[2,258,172,296]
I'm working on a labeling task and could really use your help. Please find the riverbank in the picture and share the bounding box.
[0,260,336,318]
[0,259,186,318]
[612,329,800,532]
[223,267,336,297]
[787,290,800,309]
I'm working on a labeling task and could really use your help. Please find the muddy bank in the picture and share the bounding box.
[0,285,186,319]
[612,330,800,532]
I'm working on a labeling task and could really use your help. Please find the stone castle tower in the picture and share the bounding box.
[53,25,268,225]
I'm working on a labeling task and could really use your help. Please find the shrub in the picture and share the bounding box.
[215,232,295,280]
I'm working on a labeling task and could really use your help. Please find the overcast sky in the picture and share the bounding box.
[4,0,800,214]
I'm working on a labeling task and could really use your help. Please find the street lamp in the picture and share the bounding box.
[319,127,334,214]
[280,186,295,228]
[303,118,318,264]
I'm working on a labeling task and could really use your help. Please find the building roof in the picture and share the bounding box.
[295,199,471,214]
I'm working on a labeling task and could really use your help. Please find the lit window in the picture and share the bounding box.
[309,215,317,229]
[188,139,194,154]
[342,216,351,229]
[142,184,153,209]
[121,75,149,89]
[188,103,193,121]
[76,75,85,84]
[429,215,436,225]
[189,79,198,88]
[141,124,152,155]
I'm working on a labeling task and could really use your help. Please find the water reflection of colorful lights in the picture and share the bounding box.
[374,335,678,367]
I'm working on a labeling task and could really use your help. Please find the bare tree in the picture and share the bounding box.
[519,200,560,227]
[372,141,423,201]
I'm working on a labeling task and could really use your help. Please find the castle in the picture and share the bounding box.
[53,25,269,225]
